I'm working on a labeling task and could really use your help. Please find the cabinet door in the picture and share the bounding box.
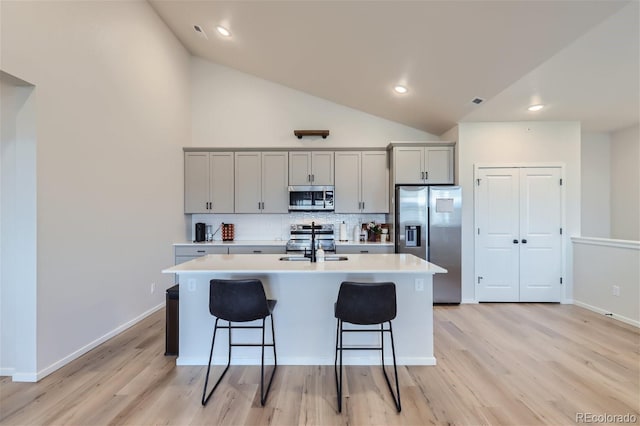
[184,152,210,213]
[261,152,289,213]
[475,167,562,302]
[288,151,311,185]
[424,147,454,184]
[336,245,393,254]
[475,168,520,302]
[393,147,424,184]
[228,246,286,254]
[311,151,334,185]
[234,152,262,213]
[361,151,389,213]
[334,151,361,213]
[518,168,562,302]
[210,152,234,213]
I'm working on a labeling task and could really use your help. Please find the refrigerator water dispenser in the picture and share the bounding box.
[405,225,421,247]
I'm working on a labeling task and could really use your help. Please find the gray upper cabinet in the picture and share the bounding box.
[393,146,454,184]
[335,151,389,213]
[235,151,288,213]
[184,152,234,213]
[288,151,334,185]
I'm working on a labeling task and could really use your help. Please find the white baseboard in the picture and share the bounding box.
[0,367,15,377]
[19,303,165,383]
[573,300,640,328]
[461,299,478,304]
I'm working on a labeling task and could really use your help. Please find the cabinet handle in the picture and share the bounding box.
[513,239,519,244]
[308,174,311,182]
[425,171,428,180]
[421,171,425,180]
[197,250,205,253]
[253,250,262,253]
[362,201,365,210]
[360,250,369,253]
[311,174,314,182]
[521,239,527,244]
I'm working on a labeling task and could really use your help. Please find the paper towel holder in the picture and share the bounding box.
[338,221,349,242]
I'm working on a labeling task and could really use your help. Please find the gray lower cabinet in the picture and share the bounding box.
[335,245,394,254]
[174,246,229,265]
[228,246,286,255]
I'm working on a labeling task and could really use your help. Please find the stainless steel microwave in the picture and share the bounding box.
[288,185,334,211]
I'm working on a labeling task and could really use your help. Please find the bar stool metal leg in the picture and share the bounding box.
[259,315,278,406]
[334,318,344,413]
[381,321,401,412]
[202,318,232,406]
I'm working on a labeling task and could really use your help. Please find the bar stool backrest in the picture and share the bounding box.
[335,281,397,325]
[209,279,271,322]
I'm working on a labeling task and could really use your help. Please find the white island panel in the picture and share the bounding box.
[163,254,445,366]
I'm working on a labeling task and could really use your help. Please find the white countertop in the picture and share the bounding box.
[163,253,446,274]
[174,240,394,247]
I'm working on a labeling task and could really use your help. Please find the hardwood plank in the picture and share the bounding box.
[1,304,638,425]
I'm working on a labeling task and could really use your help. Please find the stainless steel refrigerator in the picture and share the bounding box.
[395,186,462,303]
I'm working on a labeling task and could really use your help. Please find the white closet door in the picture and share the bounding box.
[518,168,562,302]
[476,168,520,302]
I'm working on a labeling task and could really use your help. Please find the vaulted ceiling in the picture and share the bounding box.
[150,0,639,136]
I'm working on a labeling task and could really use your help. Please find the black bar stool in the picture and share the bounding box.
[202,278,277,406]
[334,281,401,413]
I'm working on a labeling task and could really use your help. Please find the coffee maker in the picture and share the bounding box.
[195,223,206,242]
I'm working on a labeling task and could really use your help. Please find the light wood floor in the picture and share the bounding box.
[1,304,638,425]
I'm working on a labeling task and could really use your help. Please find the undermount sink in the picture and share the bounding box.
[278,256,348,262]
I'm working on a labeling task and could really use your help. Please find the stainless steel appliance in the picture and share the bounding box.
[288,186,334,211]
[395,186,461,303]
[286,223,335,253]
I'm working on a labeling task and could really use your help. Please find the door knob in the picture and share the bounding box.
[521,239,527,244]
[513,239,519,244]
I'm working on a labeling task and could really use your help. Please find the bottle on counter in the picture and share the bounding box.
[316,245,325,262]
[353,225,360,242]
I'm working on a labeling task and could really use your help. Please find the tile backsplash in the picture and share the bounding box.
[189,213,387,242]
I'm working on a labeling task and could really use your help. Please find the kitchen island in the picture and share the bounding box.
[162,253,446,366]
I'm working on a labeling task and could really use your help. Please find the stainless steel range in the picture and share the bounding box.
[286,223,335,253]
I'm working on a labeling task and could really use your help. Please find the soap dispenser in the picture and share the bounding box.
[316,243,325,262]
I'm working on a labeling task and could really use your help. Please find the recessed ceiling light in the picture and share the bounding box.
[216,26,231,37]
[394,85,408,94]
[528,104,544,112]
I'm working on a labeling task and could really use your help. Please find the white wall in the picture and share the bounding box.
[581,132,611,238]
[1,1,191,380]
[458,122,581,303]
[0,73,37,378]
[191,57,435,149]
[573,238,639,326]
[610,124,640,240]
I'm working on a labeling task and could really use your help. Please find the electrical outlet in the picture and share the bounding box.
[150,282,156,294]
[612,285,620,296]
[415,278,424,292]
[188,279,196,292]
